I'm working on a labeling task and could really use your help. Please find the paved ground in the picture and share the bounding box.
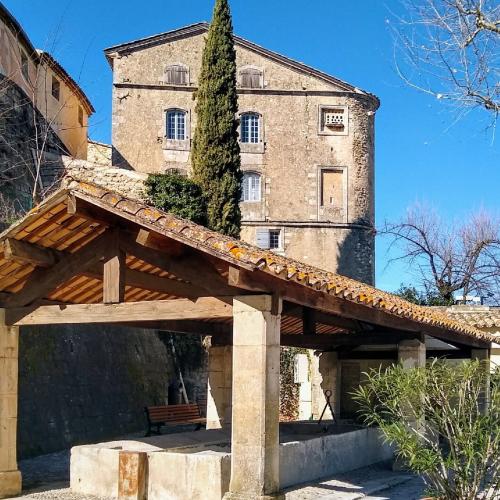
[11,450,425,499]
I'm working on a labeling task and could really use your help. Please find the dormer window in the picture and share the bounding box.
[240,67,263,89]
[164,64,188,85]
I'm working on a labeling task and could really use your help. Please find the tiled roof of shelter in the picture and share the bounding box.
[0,179,494,346]
[436,306,500,330]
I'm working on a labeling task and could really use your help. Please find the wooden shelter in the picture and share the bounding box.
[0,181,495,499]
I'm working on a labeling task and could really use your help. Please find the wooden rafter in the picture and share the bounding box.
[2,231,113,308]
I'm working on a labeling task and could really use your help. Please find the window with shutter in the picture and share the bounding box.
[256,229,270,249]
[240,68,263,88]
[165,65,188,85]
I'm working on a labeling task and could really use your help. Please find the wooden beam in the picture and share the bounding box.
[302,308,316,335]
[119,320,232,336]
[103,231,125,304]
[2,231,113,308]
[4,238,56,267]
[229,267,491,349]
[120,239,239,296]
[284,303,360,332]
[5,297,233,326]
[281,332,418,349]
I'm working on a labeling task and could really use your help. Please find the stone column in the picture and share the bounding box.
[395,338,426,471]
[206,345,232,429]
[471,348,491,415]
[224,295,283,500]
[0,310,22,498]
[311,351,339,420]
[398,338,426,369]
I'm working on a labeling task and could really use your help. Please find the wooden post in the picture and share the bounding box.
[0,310,22,498]
[103,251,126,304]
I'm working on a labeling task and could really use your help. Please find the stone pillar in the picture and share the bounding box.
[398,338,426,370]
[395,338,426,471]
[311,351,339,420]
[0,310,22,498]
[471,348,491,415]
[224,295,283,500]
[206,345,232,429]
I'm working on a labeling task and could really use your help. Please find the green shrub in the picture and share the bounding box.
[353,360,500,499]
[145,173,207,225]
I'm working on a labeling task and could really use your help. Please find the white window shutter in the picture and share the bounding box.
[256,229,270,249]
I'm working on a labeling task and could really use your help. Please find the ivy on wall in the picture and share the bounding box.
[280,347,304,421]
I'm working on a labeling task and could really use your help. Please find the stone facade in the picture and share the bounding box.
[106,23,378,283]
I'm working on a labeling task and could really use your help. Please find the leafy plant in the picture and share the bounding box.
[191,0,242,238]
[353,360,500,499]
[145,172,207,225]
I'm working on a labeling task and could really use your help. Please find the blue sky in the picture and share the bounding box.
[6,0,499,292]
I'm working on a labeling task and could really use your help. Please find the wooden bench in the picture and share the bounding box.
[144,404,206,437]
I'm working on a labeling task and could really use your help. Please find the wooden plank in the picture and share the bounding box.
[2,231,112,308]
[4,238,56,267]
[6,297,233,326]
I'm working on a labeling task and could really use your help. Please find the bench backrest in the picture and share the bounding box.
[146,404,201,423]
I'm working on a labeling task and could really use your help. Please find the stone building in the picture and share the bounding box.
[104,22,379,283]
[0,2,94,210]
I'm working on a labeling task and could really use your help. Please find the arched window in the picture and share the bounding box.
[166,109,186,140]
[240,113,260,144]
[242,172,261,202]
[240,67,263,88]
[164,64,188,85]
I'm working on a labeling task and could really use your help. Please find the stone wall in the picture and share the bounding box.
[0,74,67,213]
[63,157,148,201]
[18,325,207,458]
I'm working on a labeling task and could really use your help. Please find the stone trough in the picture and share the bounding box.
[70,423,393,500]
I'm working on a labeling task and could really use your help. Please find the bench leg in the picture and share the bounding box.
[195,423,202,431]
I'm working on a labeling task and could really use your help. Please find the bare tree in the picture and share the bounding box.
[392,0,499,119]
[381,205,500,303]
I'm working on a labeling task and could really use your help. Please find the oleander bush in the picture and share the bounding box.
[353,360,500,499]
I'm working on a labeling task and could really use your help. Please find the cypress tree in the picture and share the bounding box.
[191,0,242,238]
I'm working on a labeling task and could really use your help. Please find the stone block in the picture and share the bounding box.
[148,450,231,500]
[0,470,22,499]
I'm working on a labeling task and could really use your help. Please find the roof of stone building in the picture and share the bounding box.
[0,179,494,346]
[436,306,500,330]
[0,2,94,114]
[103,22,379,107]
